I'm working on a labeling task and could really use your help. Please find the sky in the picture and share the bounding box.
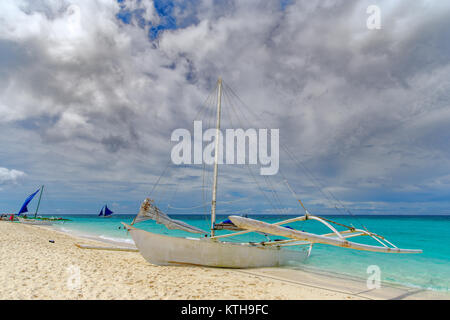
[1,0,450,216]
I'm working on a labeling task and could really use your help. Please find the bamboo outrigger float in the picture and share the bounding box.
[123,78,422,268]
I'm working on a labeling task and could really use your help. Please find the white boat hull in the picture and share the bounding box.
[18,217,52,226]
[127,225,310,268]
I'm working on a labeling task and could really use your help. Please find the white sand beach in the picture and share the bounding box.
[0,221,448,300]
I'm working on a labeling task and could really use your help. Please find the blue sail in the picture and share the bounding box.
[98,206,104,216]
[18,189,40,215]
[104,205,113,216]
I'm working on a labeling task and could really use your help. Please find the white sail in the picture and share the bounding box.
[132,198,207,235]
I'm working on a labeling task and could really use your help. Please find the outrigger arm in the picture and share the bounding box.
[229,215,422,254]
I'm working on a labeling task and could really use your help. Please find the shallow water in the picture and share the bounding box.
[50,214,450,292]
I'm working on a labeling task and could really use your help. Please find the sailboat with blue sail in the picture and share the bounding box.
[17,186,52,225]
[98,204,113,218]
[18,188,40,216]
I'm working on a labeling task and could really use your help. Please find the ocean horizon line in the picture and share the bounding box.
[29,213,450,217]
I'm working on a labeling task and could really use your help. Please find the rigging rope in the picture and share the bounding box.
[223,80,368,231]
[144,83,219,223]
[222,88,285,215]
[223,85,290,214]
[224,87,293,215]
[168,197,248,210]
[144,78,369,235]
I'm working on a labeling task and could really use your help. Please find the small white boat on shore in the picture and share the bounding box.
[17,217,53,226]
[124,222,309,268]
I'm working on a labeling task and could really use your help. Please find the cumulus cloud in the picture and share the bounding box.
[0,167,26,185]
[0,0,449,214]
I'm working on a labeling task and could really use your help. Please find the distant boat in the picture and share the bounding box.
[98,204,114,217]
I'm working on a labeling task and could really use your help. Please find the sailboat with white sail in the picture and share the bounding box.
[122,78,422,268]
[98,204,114,218]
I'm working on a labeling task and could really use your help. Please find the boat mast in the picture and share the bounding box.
[211,77,223,237]
[34,185,44,218]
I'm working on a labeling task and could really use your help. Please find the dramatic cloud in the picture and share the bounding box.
[0,0,449,214]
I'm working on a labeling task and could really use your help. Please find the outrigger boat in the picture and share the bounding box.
[15,186,69,225]
[17,185,53,226]
[123,78,422,268]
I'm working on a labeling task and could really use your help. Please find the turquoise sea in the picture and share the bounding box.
[49,214,450,292]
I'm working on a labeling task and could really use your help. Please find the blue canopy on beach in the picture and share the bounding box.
[18,189,40,215]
